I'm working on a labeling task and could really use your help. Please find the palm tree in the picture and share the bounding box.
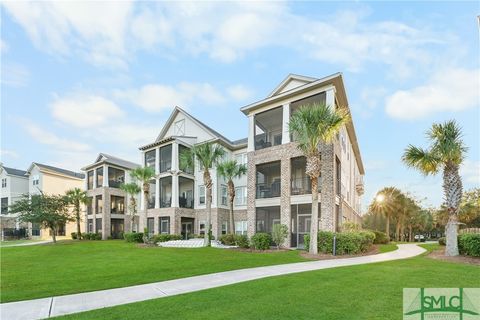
[217,160,247,234]
[66,188,90,240]
[402,120,467,256]
[370,186,402,240]
[180,142,225,246]
[120,182,141,232]
[130,167,156,235]
[289,103,350,254]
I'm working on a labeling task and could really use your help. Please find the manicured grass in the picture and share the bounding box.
[0,240,307,302]
[56,253,479,320]
[0,240,43,247]
[378,243,398,253]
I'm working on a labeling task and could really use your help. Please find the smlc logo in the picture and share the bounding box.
[403,288,480,320]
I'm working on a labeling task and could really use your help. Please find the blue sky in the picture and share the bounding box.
[1,1,479,209]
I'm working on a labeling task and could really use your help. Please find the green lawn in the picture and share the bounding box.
[0,240,307,302]
[56,250,479,320]
[0,240,44,247]
[378,243,398,253]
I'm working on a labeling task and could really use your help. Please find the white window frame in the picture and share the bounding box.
[1,178,6,188]
[235,153,247,165]
[234,186,247,206]
[235,221,248,235]
[221,221,228,235]
[199,220,206,235]
[220,185,227,206]
[199,185,205,205]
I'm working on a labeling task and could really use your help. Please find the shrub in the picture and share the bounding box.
[372,230,389,244]
[235,235,250,248]
[438,237,446,246]
[304,231,374,255]
[94,233,102,240]
[341,222,360,232]
[107,236,113,240]
[251,233,272,250]
[82,232,101,240]
[124,232,144,243]
[71,232,78,240]
[219,234,236,246]
[153,234,182,243]
[358,231,376,252]
[272,224,289,249]
[458,234,480,257]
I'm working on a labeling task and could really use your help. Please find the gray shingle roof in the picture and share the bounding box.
[96,153,140,169]
[34,163,85,179]
[3,166,28,177]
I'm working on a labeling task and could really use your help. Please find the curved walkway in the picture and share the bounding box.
[1,244,425,320]
[1,240,52,247]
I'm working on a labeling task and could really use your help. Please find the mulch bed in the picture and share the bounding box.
[300,245,380,260]
[427,247,480,266]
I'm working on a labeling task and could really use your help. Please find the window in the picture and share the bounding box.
[159,144,172,172]
[111,196,125,214]
[221,221,228,235]
[87,171,93,189]
[86,197,93,215]
[336,157,341,196]
[235,153,247,165]
[179,177,194,208]
[199,221,206,235]
[87,219,93,233]
[160,177,172,208]
[179,145,193,174]
[145,149,156,168]
[174,119,185,135]
[256,161,281,198]
[95,218,102,233]
[32,223,40,236]
[1,197,8,214]
[108,167,125,188]
[234,186,247,205]
[96,167,103,188]
[199,185,205,205]
[147,218,154,236]
[96,195,103,214]
[220,185,227,206]
[254,106,283,150]
[1,178,6,188]
[148,179,156,209]
[159,217,170,234]
[32,175,40,186]
[235,221,248,235]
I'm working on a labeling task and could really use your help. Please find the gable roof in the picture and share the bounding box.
[1,165,28,177]
[154,106,247,150]
[268,74,318,98]
[28,163,85,180]
[82,153,140,171]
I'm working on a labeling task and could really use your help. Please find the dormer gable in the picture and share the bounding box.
[268,74,317,98]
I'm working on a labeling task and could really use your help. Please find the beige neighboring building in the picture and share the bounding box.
[26,163,85,240]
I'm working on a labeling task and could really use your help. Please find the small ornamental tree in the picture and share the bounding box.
[9,193,73,243]
[272,224,289,250]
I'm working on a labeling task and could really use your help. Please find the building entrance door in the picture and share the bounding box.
[297,215,311,249]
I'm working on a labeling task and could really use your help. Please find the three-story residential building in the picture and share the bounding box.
[0,164,29,237]
[81,154,140,239]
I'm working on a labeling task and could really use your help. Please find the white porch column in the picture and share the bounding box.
[281,103,290,144]
[172,142,179,171]
[103,164,108,187]
[155,178,160,209]
[326,87,336,109]
[172,174,179,207]
[154,148,160,175]
[247,115,255,152]
[93,168,97,188]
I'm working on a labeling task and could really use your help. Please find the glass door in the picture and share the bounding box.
[181,222,193,240]
[297,215,311,249]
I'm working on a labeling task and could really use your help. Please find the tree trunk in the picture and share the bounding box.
[228,180,235,234]
[385,215,390,241]
[142,184,149,235]
[396,222,401,242]
[310,177,319,254]
[400,224,405,242]
[204,170,213,247]
[408,226,413,242]
[443,163,462,256]
[51,226,57,243]
[76,202,82,240]
[129,196,136,233]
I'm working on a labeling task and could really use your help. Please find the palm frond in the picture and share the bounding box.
[402,145,441,175]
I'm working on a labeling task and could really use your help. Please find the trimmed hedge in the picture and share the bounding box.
[251,233,272,250]
[153,234,182,243]
[458,234,480,257]
[372,230,389,244]
[304,231,375,255]
[124,232,144,243]
[83,232,102,240]
[71,232,78,240]
[219,234,250,248]
[438,237,446,246]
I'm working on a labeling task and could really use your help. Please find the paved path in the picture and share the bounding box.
[1,240,52,247]
[0,244,425,320]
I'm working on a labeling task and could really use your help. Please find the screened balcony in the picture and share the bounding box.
[256,206,280,233]
[148,179,156,209]
[159,144,172,173]
[159,177,172,208]
[179,145,194,174]
[256,161,281,199]
[108,167,125,188]
[145,149,156,169]
[290,92,327,142]
[254,107,283,150]
[179,177,194,209]
[291,157,321,195]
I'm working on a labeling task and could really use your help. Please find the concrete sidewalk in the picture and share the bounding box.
[1,240,53,247]
[0,244,426,320]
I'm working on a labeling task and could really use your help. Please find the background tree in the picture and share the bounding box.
[130,167,156,238]
[9,193,73,243]
[368,187,403,240]
[402,120,467,256]
[180,142,225,246]
[65,188,90,240]
[217,160,247,234]
[289,102,350,254]
[120,182,141,232]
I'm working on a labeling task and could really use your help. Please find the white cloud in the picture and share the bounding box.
[227,85,254,101]
[0,149,19,159]
[115,82,227,112]
[1,63,30,87]
[51,94,124,128]
[460,160,480,185]
[385,68,480,119]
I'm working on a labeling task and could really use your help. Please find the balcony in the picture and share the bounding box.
[291,177,311,195]
[254,107,283,150]
[256,161,281,199]
[355,176,365,196]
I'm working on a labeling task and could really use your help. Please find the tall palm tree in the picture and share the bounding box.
[120,182,141,232]
[402,120,467,256]
[370,186,402,240]
[180,142,225,246]
[130,167,156,234]
[65,188,90,240]
[217,160,247,234]
[289,103,350,254]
